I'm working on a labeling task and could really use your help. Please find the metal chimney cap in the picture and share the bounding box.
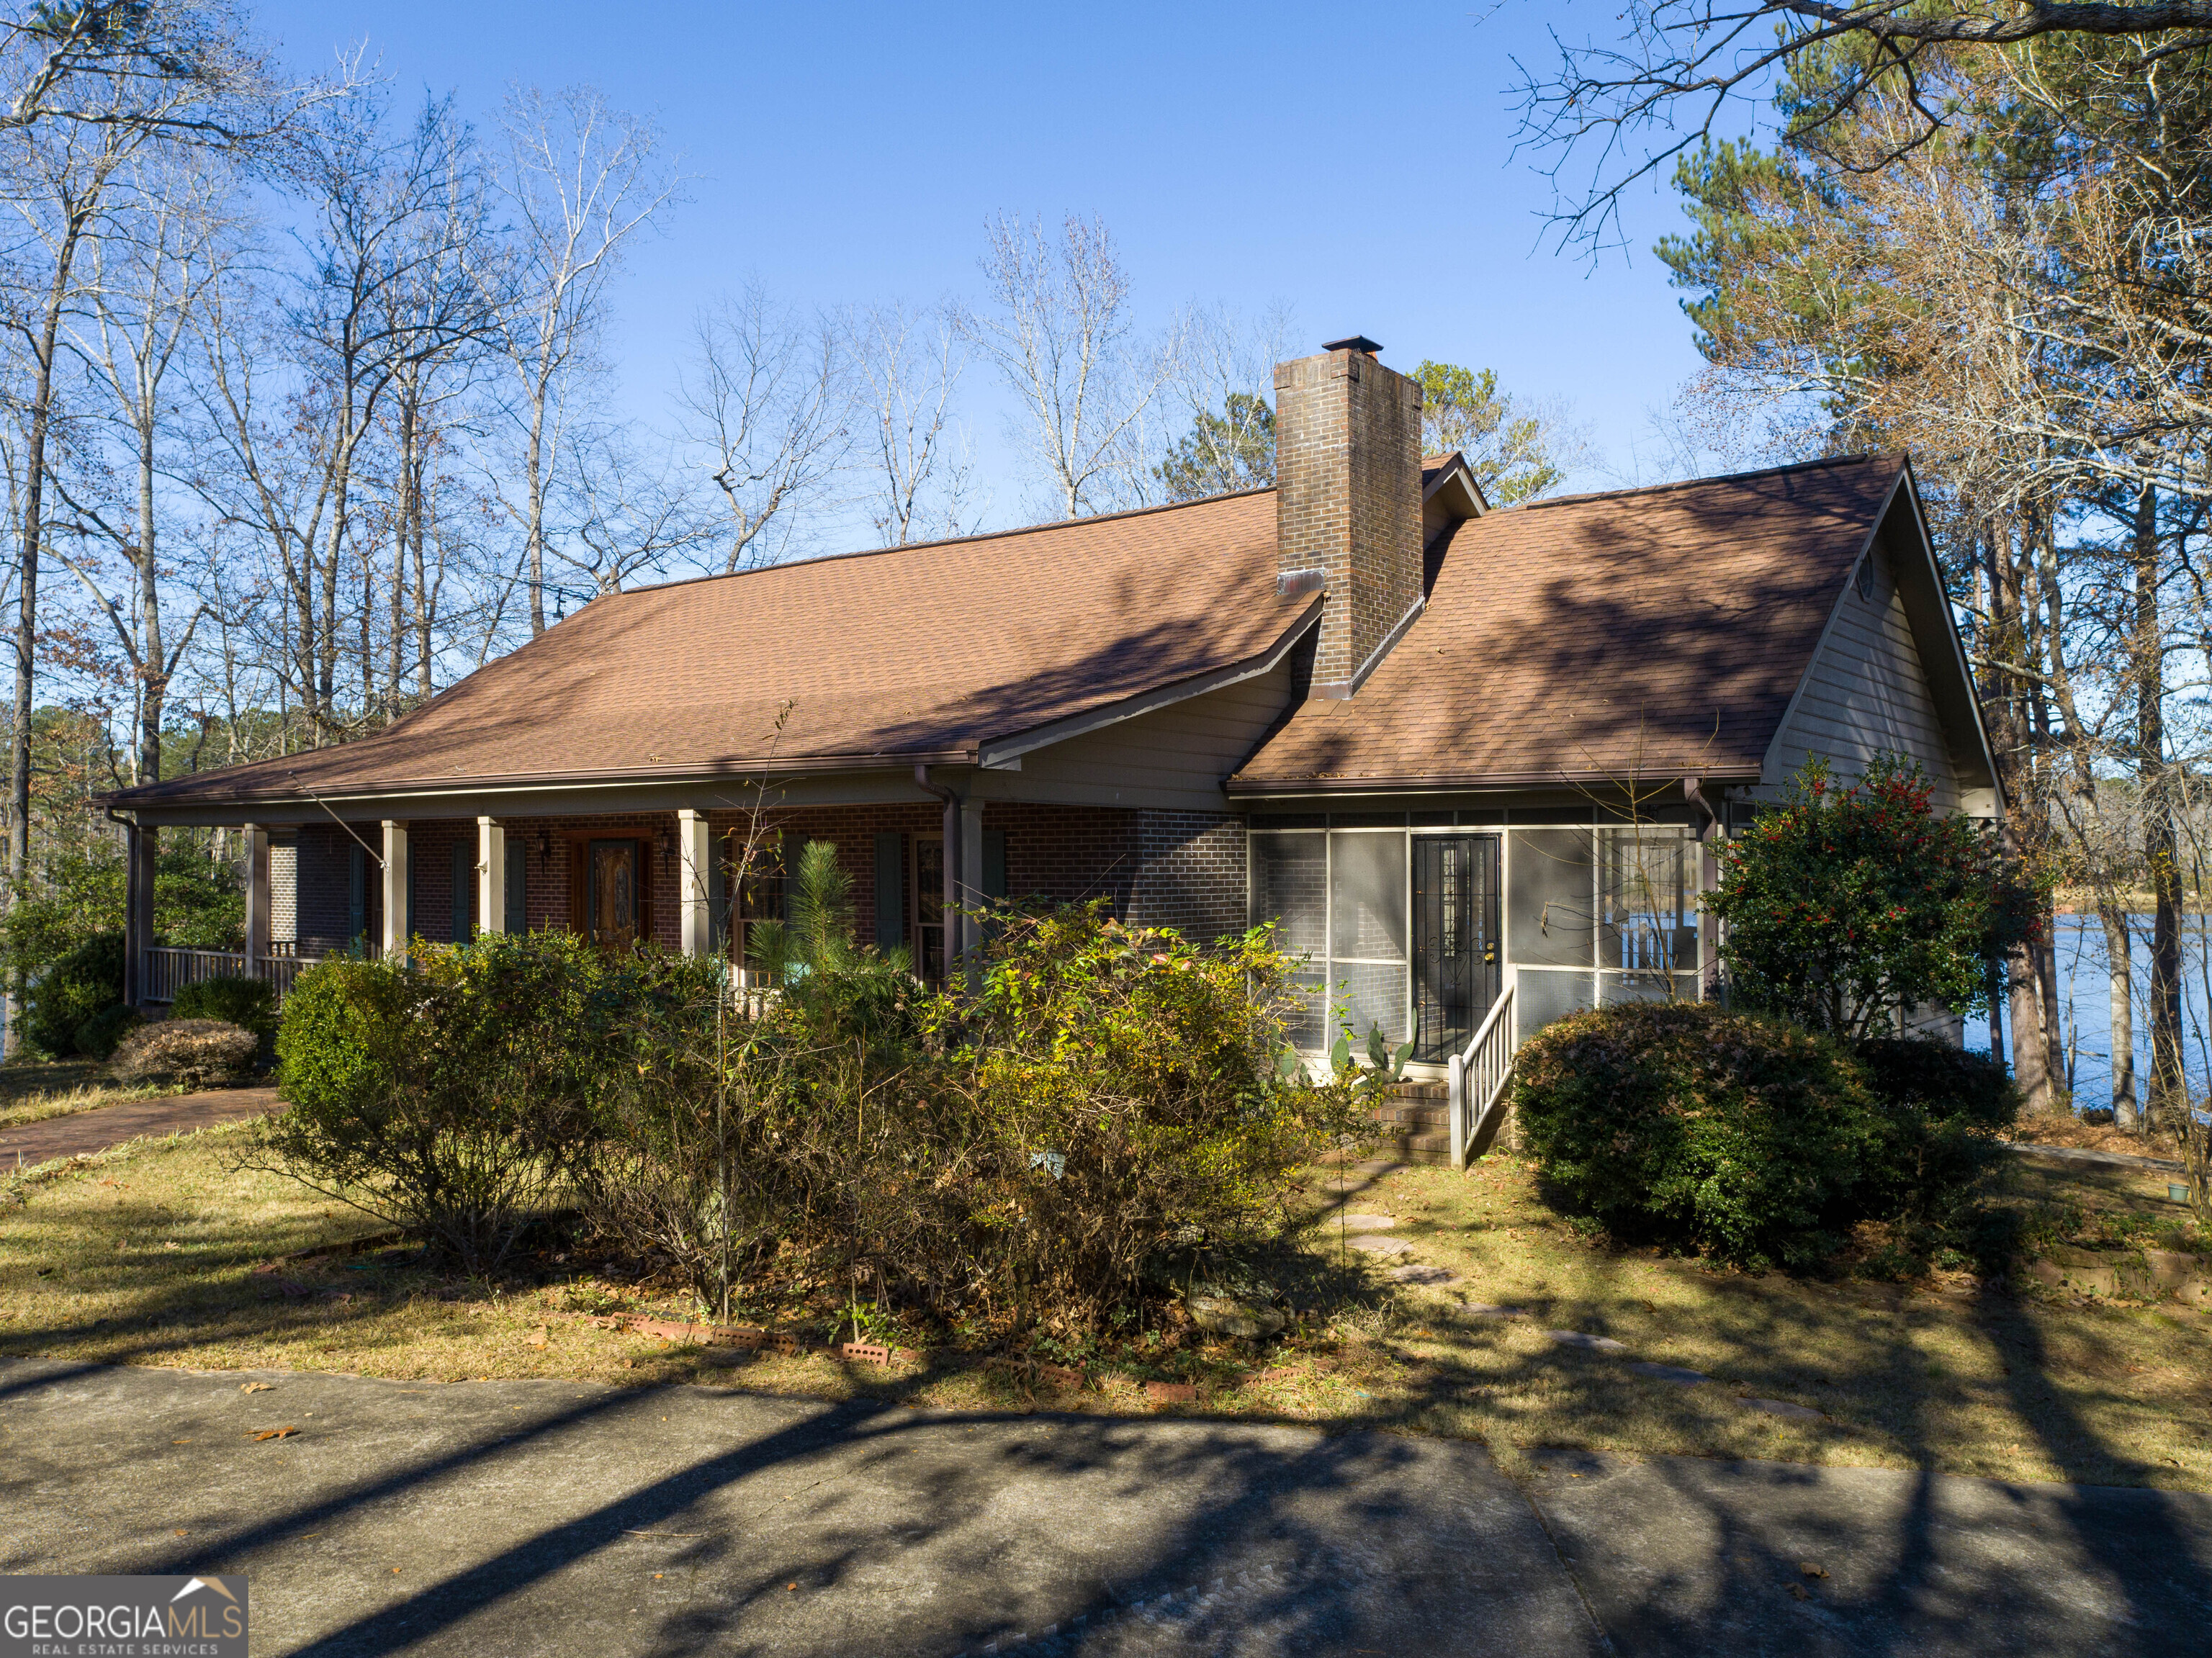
[1322,334,1383,356]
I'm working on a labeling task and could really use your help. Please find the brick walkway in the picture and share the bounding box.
[0,1084,283,1170]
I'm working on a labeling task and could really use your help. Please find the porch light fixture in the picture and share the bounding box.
[656,824,678,868]
[536,828,553,867]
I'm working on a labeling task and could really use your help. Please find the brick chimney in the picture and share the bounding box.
[1273,335,1424,696]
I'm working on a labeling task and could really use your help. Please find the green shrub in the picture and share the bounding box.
[1514,1001,1875,1270]
[254,934,724,1271]
[1851,1035,2018,1222]
[940,904,1364,1329]
[24,932,125,1058]
[73,1003,143,1060]
[172,975,278,1037]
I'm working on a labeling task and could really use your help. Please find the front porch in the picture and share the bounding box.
[121,793,1251,1008]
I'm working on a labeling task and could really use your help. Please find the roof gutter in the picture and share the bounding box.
[1226,767,1765,798]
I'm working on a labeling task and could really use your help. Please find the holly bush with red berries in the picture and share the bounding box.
[1708,754,2036,1040]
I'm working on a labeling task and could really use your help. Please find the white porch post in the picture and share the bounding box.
[678,808,712,957]
[380,820,410,959]
[243,822,271,972]
[477,817,505,935]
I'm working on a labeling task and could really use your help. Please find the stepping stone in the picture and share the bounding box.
[1335,1214,1396,1229]
[1348,1235,1413,1256]
[1738,1397,1824,1422]
[1390,1265,1455,1285]
[1462,1305,1529,1319]
[1627,1361,1709,1386]
[1545,1330,1629,1352]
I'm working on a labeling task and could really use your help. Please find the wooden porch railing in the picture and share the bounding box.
[1444,969,1517,1171]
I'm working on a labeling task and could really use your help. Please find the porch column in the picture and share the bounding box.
[122,819,155,1009]
[380,820,410,959]
[677,808,712,957]
[243,822,271,971]
[477,816,505,935]
[958,798,984,989]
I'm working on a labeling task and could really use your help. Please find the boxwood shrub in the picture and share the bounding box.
[1514,1001,1876,1269]
[1851,1035,2018,1223]
[172,974,279,1039]
[1515,1003,2020,1270]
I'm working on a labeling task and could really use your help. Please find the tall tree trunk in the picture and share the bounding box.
[1985,513,2054,1109]
[135,413,164,786]
[6,212,88,1053]
[2103,906,2137,1127]
[2135,485,2185,1130]
[525,380,547,636]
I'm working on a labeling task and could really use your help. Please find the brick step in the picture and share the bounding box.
[1372,1127,1456,1167]
[1385,1080,1447,1101]
[1374,1102,1449,1130]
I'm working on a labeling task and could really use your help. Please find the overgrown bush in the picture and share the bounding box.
[1514,1001,1876,1270]
[73,1004,143,1060]
[1852,1035,2018,1223]
[111,1018,259,1089]
[172,975,278,1038]
[585,861,1364,1334]
[24,932,125,1058]
[252,933,724,1271]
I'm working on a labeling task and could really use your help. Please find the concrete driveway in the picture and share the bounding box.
[1,1356,2206,1657]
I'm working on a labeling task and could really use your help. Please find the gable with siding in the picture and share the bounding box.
[1758,495,1990,812]
[1763,521,1958,807]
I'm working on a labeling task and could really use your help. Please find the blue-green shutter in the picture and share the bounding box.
[451,840,472,942]
[982,829,1007,900]
[504,834,526,933]
[708,832,727,952]
[874,832,904,947]
[347,845,367,950]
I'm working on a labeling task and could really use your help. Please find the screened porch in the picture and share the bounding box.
[1244,806,1715,1066]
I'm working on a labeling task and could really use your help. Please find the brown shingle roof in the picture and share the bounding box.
[117,490,1310,808]
[1231,454,1905,793]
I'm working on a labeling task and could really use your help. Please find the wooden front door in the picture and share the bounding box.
[587,839,640,950]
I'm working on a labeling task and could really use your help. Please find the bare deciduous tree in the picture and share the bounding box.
[680,284,849,573]
[848,299,977,545]
[1514,1,2212,253]
[487,84,678,635]
[958,214,1180,519]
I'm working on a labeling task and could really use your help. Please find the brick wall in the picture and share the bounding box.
[295,825,354,952]
[1273,345,1424,691]
[1130,811,1245,942]
[270,839,297,945]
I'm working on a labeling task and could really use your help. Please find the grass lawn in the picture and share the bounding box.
[2,1122,2207,1493]
[0,1058,163,1131]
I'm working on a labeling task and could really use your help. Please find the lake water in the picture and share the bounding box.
[1964,914,2212,1107]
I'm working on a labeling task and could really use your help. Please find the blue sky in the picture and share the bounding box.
[256,0,1722,527]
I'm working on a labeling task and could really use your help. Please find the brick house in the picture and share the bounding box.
[106,336,2000,1158]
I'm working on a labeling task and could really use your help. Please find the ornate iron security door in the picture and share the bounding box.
[1413,834,1500,1062]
